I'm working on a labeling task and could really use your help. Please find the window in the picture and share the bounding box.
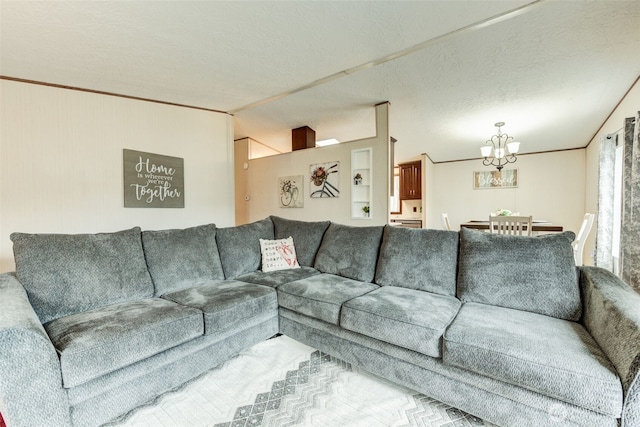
[390,167,400,214]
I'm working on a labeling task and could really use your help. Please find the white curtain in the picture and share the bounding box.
[596,134,616,271]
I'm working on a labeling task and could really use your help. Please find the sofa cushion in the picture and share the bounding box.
[236,266,321,288]
[142,224,225,296]
[215,218,274,279]
[44,298,203,388]
[457,228,580,321]
[162,280,277,335]
[259,236,300,272]
[341,286,461,358]
[277,273,378,325]
[270,216,330,266]
[11,227,154,323]
[313,223,384,283]
[374,226,459,296]
[443,302,622,416]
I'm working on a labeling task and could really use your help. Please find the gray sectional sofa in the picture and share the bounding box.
[1,216,639,427]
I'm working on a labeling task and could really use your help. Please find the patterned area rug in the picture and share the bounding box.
[109,335,496,427]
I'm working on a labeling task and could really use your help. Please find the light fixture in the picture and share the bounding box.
[480,122,520,171]
[316,138,340,147]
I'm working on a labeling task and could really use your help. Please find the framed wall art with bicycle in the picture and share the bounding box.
[309,161,340,198]
[278,175,304,208]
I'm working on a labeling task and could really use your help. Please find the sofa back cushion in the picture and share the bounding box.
[215,218,274,279]
[142,224,224,296]
[270,216,330,266]
[313,223,384,283]
[11,227,154,323]
[457,228,580,321]
[375,226,459,296]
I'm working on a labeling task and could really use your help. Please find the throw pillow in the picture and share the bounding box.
[374,225,459,296]
[11,227,154,323]
[215,218,274,279]
[457,227,580,321]
[259,237,300,272]
[313,223,384,283]
[270,216,330,266]
[142,223,225,296]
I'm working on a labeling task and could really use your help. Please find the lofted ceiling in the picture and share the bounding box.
[1,0,639,164]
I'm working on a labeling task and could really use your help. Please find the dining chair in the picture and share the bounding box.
[572,213,595,265]
[440,213,452,231]
[489,215,533,236]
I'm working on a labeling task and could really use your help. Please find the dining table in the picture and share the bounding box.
[459,220,563,233]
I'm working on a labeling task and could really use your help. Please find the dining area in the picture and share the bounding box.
[459,217,563,234]
[441,212,595,266]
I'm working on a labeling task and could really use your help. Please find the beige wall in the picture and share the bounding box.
[584,78,640,265]
[426,149,587,237]
[0,80,235,272]
[422,154,434,227]
[240,103,390,226]
[247,137,282,159]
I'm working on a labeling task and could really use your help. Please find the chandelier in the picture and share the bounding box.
[480,122,520,171]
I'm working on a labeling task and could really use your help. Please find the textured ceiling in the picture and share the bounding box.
[2,1,639,163]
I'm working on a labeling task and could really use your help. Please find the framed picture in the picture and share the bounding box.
[474,169,518,190]
[309,161,340,198]
[278,175,304,208]
[123,149,184,207]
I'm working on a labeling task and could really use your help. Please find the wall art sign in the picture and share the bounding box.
[279,175,304,208]
[309,161,340,198]
[473,169,518,190]
[123,149,184,208]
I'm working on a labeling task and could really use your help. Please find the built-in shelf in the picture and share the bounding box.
[351,148,372,220]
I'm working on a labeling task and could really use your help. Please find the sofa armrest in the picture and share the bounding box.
[580,266,640,426]
[0,273,71,427]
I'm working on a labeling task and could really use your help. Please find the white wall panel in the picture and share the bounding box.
[0,80,234,272]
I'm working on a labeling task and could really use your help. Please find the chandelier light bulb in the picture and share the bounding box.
[507,141,520,154]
